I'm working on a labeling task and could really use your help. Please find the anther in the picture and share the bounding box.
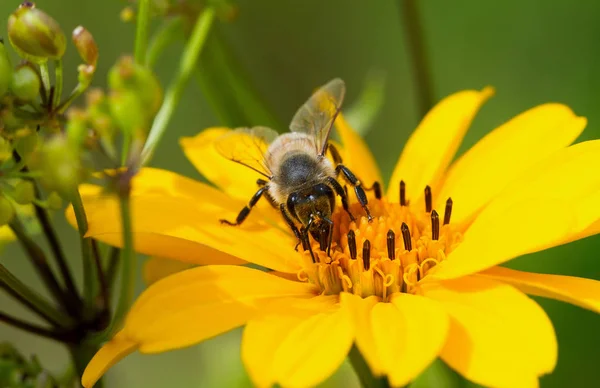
[431,210,440,240]
[444,197,453,225]
[387,229,395,260]
[347,230,357,260]
[362,240,371,270]
[400,180,407,206]
[319,226,328,253]
[401,222,412,251]
[424,185,432,213]
[371,182,382,199]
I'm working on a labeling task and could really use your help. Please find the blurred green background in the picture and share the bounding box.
[1,0,599,387]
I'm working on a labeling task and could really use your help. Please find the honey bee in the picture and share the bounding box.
[217,78,376,260]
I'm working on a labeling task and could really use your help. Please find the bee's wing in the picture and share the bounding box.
[289,78,346,156]
[214,126,279,178]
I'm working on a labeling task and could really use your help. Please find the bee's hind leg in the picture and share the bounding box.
[220,186,267,226]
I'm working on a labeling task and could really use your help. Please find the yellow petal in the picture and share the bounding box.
[242,296,353,388]
[83,266,316,386]
[335,113,382,187]
[180,128,264,202]
[479,266,600,313]
[421,276,556,387]
[130,265,317,352]
[430,140,600,280]
[82,331,138,388]
[377,293,448,387]
[142,256,196,285]
[437,104,587,225]
[67,168,300,273]
[387,87,494,203]
[340,293,383,376]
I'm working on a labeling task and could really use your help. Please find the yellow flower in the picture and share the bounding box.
[70,87,600,388]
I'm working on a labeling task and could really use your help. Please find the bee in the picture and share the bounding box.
[217,78,375,260]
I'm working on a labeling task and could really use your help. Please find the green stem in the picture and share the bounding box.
[348,345,390,388]
[56,83,86,114]
[0,263,74,327]
[91,239,109,311]
[69,342,104,388]
[109,195,135,335]
[9,217,69,310]
[399,0,435,119]
[39,62,51,102]
[53,59,63,109]
[141,7,216,165]
[105,247,120,293]
[134,0,151,65]
[146,17,183,68]
[0,311,69,342]
[70,190,96,310]
[120,135,131,166]
[31,178,80,313]
[195,31,282,129]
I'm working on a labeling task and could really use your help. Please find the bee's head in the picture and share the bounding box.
[287,183,335,235]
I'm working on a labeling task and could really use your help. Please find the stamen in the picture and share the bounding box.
[431,210,440,240]
[401,222,412,251]
[444,197,453,225]
[424,185,432,213]
[347,230,357,260]
[386,229,395,260]
[372,182,382,199]
[319,227,328,252]
[363,239,371,270]
[400,180,407,206]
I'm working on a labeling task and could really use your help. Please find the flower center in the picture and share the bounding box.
[297,182,463,300]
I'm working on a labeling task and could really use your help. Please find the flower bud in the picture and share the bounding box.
[108,56,162,140]
[72,26,98,66]
[10,62,41,101]
[7,2,67,63]
[0,194,15,226]
[0,40,13,97]
[46,191,63,210]
[30,135,85,195]
[86,88,115,141]
[13,180,35,205]
[13,131,38,162]
[65,107,88,148]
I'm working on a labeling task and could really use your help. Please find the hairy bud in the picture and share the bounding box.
[31,135,85,195]
[13,180,36,205]
[108,56,162,140]
[10,62,41,101]
[7,2,67,63]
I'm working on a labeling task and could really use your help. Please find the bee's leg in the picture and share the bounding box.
[301,216,317,263]
[327,176,355,222]
[364,181,382,199]
[335,164,373,222]
[220,186,267,226]
[328,143,343,165]
[279,204,303,250]
[256,179,279,209]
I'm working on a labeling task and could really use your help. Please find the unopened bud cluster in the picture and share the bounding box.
[0,3,100,223]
